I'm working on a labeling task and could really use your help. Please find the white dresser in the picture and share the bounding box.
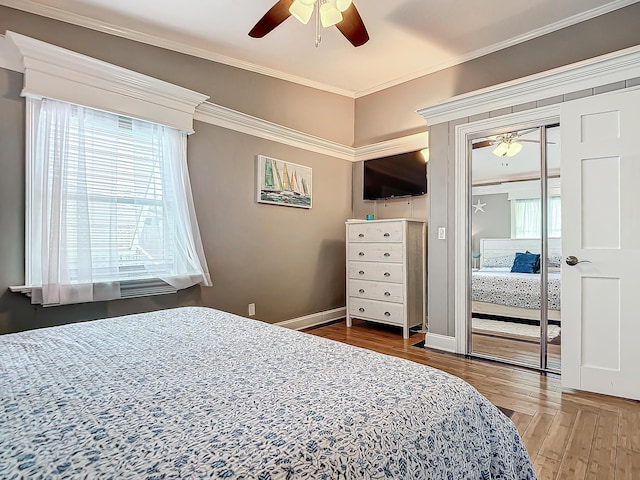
[346,218,426,338]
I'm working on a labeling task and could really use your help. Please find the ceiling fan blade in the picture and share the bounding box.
[516,127,541,137]
[335,3,369,47]
[472,140,493,149]
[519,139,557,144]
[249,0,294,38]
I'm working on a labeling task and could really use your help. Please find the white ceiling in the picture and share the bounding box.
[1,0,637,97]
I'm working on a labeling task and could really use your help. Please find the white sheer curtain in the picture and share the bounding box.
[513,197,562,239]
[29,98,210,306]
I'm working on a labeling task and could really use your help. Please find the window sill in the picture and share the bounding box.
[10,279,177,305]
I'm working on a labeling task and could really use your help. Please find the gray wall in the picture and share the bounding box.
[471,194,511,254]
[351,4,640,337]
[354,3,640,145]
[427,77,640,337]
[0,9,353,334]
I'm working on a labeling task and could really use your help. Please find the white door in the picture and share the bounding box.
[561,87,640,400]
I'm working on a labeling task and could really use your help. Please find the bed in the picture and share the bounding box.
[472,238,562,322]
[0,307,535,479]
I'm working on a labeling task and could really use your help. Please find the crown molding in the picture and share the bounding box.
[354,132,429,162]
[1,33,422,162]
[0,0,354,98]
[0,34,21,71]
[355,0,640,98]
[195,102,356,161]
[5,31,209,132]
[3,0,636,99]
[194,102,429,162]
[418,44,640,126]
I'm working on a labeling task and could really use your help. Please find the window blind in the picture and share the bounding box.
[28,98,211,306]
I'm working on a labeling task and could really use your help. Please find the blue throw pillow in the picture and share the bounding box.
[511,252,540,273]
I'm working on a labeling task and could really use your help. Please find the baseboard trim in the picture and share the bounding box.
[424,333,457,353]
[276,307,346,331]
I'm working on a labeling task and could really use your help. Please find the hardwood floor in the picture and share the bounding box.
[471,330,561,370]
[305,319,640,480]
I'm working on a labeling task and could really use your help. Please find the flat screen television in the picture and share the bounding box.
[363,150,427,200]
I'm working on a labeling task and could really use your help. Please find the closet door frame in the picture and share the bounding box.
[454,106,561,359]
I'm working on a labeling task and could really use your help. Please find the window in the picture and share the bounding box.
[26,98,210,306]
[512,196,562,239]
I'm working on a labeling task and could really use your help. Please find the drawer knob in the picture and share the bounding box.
[358,233,364,238]
[359,289,365,294]
[359,271,365,275]
[384,272,391,277]
[359,307,365,313]
[359,252,365,256]
[383,233,390,237]
[384,292,391,296]
[383,252,390,257]
[384,312,391,317]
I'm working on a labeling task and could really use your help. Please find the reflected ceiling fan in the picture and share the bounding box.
[249,0,369,47]
[472,128,555,157]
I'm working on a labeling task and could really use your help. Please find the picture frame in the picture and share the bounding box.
[256,155,312,209]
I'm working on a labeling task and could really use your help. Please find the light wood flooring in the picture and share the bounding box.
[472,329,561,370]
[306,319,640,480]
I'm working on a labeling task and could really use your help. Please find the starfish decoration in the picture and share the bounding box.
[473,200,486,213]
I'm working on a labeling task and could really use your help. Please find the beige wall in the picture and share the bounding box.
[0,9,353,334]
[188,123,351,322]
[351,4,640,337]
[0,6,355,146]
[354,3,640,145]
[3,3,640,337]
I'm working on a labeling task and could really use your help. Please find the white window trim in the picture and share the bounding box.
[7,32,209,302]
[5,31,209,133]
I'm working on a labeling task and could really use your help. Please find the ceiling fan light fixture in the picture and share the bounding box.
[493,142,509,157]
[299,0,316,4]
[336,0,353,12]
[506,142,523,157]
[290,0,314,24]
[320,1,343,27]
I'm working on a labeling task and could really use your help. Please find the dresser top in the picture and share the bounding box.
[346,218,426,225]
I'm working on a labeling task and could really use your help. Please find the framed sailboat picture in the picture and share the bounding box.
[256,155,312,209]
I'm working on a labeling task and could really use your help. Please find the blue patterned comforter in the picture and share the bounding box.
[0,307,536,479]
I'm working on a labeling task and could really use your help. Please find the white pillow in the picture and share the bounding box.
[482,254,515,269]
[478,266,511,272]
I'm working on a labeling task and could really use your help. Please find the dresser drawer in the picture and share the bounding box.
[348,222,404,243]
[348,262,404,283]
[349,298,404,325]
[348,243,403,263]
[349,279,403,303]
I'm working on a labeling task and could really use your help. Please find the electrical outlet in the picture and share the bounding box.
[248,303,256,316]
[437,227,446,240]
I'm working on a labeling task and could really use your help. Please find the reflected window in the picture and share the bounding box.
[512,196,562,238]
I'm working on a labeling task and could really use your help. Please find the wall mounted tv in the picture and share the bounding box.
[363,150,427,200]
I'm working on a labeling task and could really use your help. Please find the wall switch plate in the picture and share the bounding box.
[437,227,446,240]
[248,303,256,316]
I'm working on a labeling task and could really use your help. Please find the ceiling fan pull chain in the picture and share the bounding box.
[315,1,322,47]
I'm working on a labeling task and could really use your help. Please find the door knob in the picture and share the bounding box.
[566,255,591,266]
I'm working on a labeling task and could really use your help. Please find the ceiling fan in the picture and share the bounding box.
[472,128,555,157]
[249,0,369,47]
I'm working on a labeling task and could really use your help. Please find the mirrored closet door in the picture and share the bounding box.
[468,124,561,372]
